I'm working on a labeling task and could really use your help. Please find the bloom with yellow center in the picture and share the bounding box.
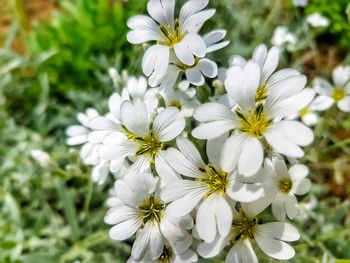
[162,136,264,243]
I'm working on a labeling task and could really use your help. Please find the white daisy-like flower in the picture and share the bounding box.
[218,44,301,102]
[193,60,314,176]
[160,87,199,117]
[127,239,198,263]
[307,13,330,28]
[105,173,193,262]
[248,157,311,221]
[271,26,297,49]
[127,0,215,80]
[151,30,229,90]
[97,99,185,180]
[197,204,300,262]
[313,65,350,112]
[285,88,320,126]
[161,135,264,243]
[66,108,100,165]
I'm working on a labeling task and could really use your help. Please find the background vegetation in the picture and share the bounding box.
[0,0,350,262]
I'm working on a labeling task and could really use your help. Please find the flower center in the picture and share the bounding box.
[299,107,310,117]
[332,88,345,102]
[237,104,273,138]
[158,246,173,263]
[255,84,268,102]
[279,178,293,193]
[232,208,258,241]
[169,100,182,110]
[139,195,165,223]
[159,19,185,47]
[198,165,229,197]
[135,132,163,161]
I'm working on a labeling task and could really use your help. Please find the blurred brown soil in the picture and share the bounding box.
[0,0,58,52]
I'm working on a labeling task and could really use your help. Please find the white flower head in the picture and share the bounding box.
[193,60,314,176]
[160,88,199,117]
[161,135,264,243]
[286,88,320,126]
[105,173,194,262]
[96,99,185,179]
[313,65,350,112]
[249,157,311,221]
[197,204,300,262]
[127,0,215,80]
[271,26,297,48]
[150,30,229,91]
[307,13,330,28]
[66,108,100,165]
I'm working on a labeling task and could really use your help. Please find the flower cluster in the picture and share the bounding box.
[65,0,349,262]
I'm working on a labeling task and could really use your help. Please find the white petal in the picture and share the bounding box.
[267,75,307,103]
[197,236,229,258]
[174,41,195,66]
[131,222,152,260]
[186,67,205,86]
[104,206,138,225]
[261,46,279,84]
[192,121,235,140]
[181,9,215,33]
[166,190,205,217]
[108,93,122,119]
[149,224,164,260]
[313,78,333,96]
[177,137,206,168]
[198,59,218,78]
[220,133,246,173]
[155,151,181,183]
[273,121,314,146]
[66,134,88,146]
[252,44,267,67]
[311,95,334,111]
[256,222,300,241]
[121,100,149,136]
[184,33,206,58]
[66,125,88,137]
[92,162,109,185]
[228,179,264,203]
[196,196,217,242]
[207,133,229,168]
[194,102,234,122]
[284,195,299,219]
[332,65,350,87]
[237,137,264,176]
[272,198,286,221]
[165,148,204,178]
[214,197,233,238]
[109,218,142,241]
[226,239,258,263]
[254,230,296,260]
[337,96,350,112]
[147,0,175,25]
[264,129,304,158]
[153,107,185,142]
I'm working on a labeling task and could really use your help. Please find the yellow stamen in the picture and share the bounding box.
[332,88,345,102]
[197,165,229,197]
[279,178,293,194]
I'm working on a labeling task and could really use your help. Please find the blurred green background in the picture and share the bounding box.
[0,0,350,262]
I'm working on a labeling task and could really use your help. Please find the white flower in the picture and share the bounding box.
[150,30,229,90]
[66,108,100,165]
[160,88,198,117]
[307,13,330,28]
[271,26,297,48]
[127,0,215,80]
[105,173,193,262]
[161,135,263,243]
[97,99,185,179]
[127,239,198,263]
[313,65,350,112]
[197,204,300,262]
[248,157,311,221]
[285,88,320,126]
[293,0,308,7]
[193,60,313,176]
[30,149,51,168]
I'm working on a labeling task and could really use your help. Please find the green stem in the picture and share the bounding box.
[318,138,350,155]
